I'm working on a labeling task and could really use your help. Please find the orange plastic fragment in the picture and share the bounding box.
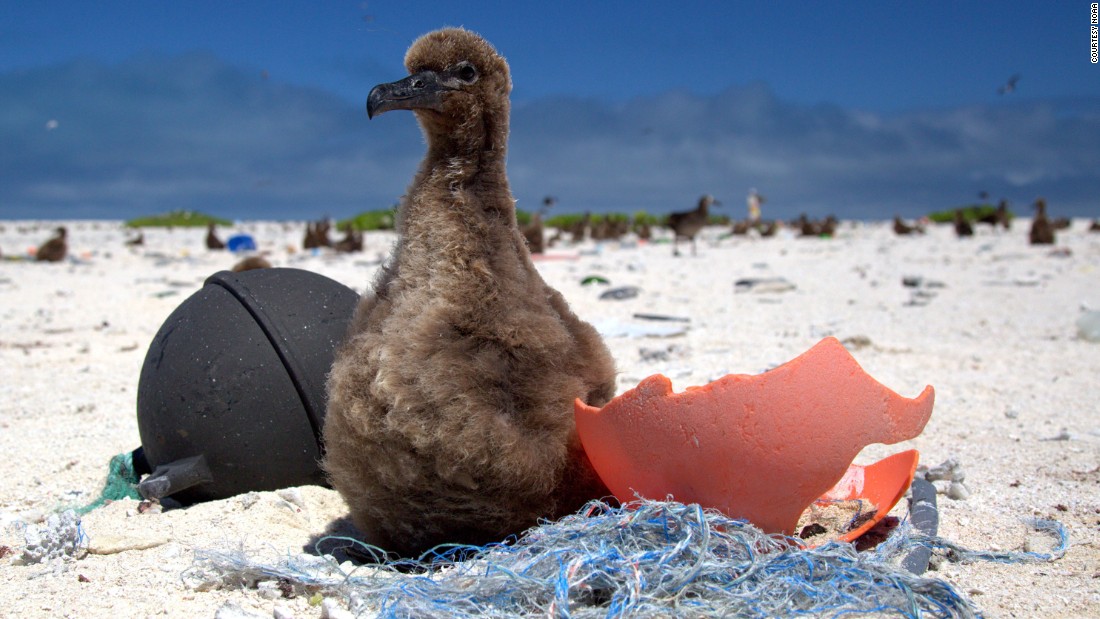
[819,449,920,543]
[574,336,934,535]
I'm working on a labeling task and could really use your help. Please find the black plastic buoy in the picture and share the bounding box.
[133,267,359,503]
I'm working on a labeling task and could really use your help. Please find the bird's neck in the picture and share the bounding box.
[397,144,520,264]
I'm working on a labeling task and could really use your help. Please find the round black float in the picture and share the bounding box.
[132,267,359,503]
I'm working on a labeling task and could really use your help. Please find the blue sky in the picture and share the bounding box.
[2,1,1098,220]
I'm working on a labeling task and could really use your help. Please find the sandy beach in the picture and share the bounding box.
[1,219,1098,617]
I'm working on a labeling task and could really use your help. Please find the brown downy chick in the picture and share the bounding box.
[36,227,68,262]
[1029,198,1055,245]
[892,216,911,235]
[322,28,616,559]
[303,222,319,250]
[335,223,364,253]
[205,223,225,250]
[954,209,974,237]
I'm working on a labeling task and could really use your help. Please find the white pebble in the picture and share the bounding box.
[256,580,282,600]
[276,488,307,511]
[947,481,971,500]
[321,598,354,619]
[214,602,267,619]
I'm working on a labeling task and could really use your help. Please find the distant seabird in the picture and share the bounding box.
[997,74,1020,95]
[35,227,67,262]
[954,209,974,237]
[668,194,719,256]
[205,223,225,250]
[322,28,617,558]
[758,220,779,237]
[795,214,838,238]
[591,214,628,241]
[304,219,334,250]
[893,216,923,236]
[1029,198,1055,245]
[568,212,591,244]
[334,223,364,253]
[521,196,554,254]
[977,200,1011,230]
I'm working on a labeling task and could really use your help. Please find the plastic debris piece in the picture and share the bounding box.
[633,312,690,322]
[581,275,610,285]
[183,497,1071,618]
[226,234,257,253]
[1076,310,1100,342]
[599,285,640,300]
[734,277,796,293]
[575,337,934,534]
[841,335,873,349]
[592,319,687,338]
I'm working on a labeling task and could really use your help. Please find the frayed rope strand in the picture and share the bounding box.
[76,451,142,514]
[186,499,1067,619]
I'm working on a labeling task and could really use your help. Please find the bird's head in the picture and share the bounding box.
[367,28,512,153]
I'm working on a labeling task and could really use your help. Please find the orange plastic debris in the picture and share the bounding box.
[818,449,920,543]
[574,336,934,535]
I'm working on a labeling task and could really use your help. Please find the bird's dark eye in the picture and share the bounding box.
[455,63,478,83]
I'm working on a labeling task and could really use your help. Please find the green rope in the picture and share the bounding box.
[76,451,143,514]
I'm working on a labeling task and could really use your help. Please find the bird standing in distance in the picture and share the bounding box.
[668,194,719,256]
[568,212,591,244]
[521,196,554,254]
[36,227,68,262]
[322,28,617,559]
[892,215,924,236]
[334,222,364,253]
[978,199,1012,230]
[954,209,974,238]
[997,73,1020,95]
[1029,198,1055,245]
[205,223,225,250]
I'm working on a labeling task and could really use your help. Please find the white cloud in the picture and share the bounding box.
[2,55,1098,220]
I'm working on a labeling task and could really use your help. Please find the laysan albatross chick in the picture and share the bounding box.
[35,226,68,262]
[205,223,225,250]
[322,28,616,558]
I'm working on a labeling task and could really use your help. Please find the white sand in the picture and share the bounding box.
[1,219,1098,617]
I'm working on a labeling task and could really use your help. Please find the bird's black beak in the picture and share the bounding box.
[367,71,447,119]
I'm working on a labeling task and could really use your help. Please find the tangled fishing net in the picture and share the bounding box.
[187,499,1067,618]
